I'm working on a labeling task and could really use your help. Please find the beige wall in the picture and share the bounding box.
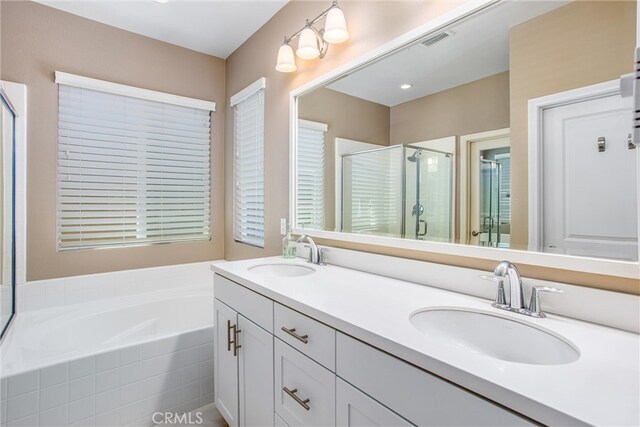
[226,0,639,294]
[224,0,464,261]
[299,87,390,231]
[390,71,510,145]
[0,1,226,280]
[509,0,636,250]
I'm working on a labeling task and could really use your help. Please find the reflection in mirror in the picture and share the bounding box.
[296,0,638,262]
[0,85,16,340]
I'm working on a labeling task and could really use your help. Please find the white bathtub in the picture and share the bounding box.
[0,284,214,427]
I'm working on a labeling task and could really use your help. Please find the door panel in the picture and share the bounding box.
[238,315,274,427]
[214,299,239,427]
[542,94,638,260]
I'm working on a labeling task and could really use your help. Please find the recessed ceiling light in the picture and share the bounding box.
[400,83,413,90]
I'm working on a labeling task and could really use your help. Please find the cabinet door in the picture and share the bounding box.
[238,315,274,427]
[214,299,239,427]
[275,339,336,426]
[336,378,414,427]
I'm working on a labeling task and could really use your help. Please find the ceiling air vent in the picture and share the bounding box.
[420,30,455,47]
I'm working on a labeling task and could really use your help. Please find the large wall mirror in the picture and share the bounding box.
[292,0,639,277]
[0,84,17,340]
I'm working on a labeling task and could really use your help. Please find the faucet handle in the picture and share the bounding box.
[480,275,508,308]
[528,286,565,318]
[303,245,313,263]
[318,248,328,266]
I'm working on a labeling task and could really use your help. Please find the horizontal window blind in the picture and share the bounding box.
[233,86,265,247]
[297,120,327,230]
[57,84,212,250]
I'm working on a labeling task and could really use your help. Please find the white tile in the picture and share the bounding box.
[160,387,182,411]
[139,370,180,399]
[119,382,141,405]
[2,377,8,399]
[69,396,94,424]
[179,330,210,350]
[140,336,179,360]
[44,283,65,309]
[119,362,141,386]
[2,397,7,425]
[7,413,38,427]
[70,358,95,380]
[200,377,214,398]
[95,409,119,427]
[119,400,143,425]
[7,372,39,397]
[40,383,68,411]
[95,352,119,373]
[22,284,46,312]
[39,403,69,426]
[40,363,69,388]
[179,349,200,369]
[140,354,180,379]
[7,391,38,422]
[199,343,214,363]
[69,376,95,402]
[181,364,200,386]
[119,346,141,366]
[182,381,200,404]
[95,370,118,393]
[200,392,214,407]
[199,359,215,379]
[95,389,118,415]
[70,415,95,427]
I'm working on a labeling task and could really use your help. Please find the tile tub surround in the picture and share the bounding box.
[16,261,222,313]
[1,328,214,427]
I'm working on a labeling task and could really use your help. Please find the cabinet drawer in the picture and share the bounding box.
[274,303,336,371]
[337,378,414,427]
[214,274,273,332]
[336,333,534,426]
[275,339,336,426]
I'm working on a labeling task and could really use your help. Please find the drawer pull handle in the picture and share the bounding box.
[226,320,233,352]
[281,327,309,344]
[283,387,310,411]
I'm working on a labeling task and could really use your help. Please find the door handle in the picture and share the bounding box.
[471,230,479,237]
[232,324,241,357]
[283,387,311,411]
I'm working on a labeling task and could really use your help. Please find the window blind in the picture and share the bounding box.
[297,120,327,230]
[232,82,265,247]
[57,84,212,250]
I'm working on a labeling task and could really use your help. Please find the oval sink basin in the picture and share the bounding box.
[248,263,315,278]
[409,308,579,365]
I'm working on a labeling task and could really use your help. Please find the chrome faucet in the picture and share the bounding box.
[296,235,326,265]
[482,261,564,318]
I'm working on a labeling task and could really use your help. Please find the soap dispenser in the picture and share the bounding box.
[282,226,297,259]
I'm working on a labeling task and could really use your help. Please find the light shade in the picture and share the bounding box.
[276,43,297,72]
[323,6,348,44]
[297,27,320,59]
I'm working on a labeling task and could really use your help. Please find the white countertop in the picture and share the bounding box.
[212,257,640,426]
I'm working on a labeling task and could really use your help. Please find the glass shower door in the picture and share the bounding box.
[479,159,501,247]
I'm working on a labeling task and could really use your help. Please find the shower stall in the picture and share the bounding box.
[341,144,453,241]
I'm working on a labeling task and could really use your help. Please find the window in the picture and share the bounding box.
[56,72,215,250]
[231,78,266,247]
[296,119,327,229]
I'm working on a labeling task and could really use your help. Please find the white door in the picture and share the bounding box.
[214,299,239,427]
[336,378,414,427]
[542,94,638,260]
[238,315,274,427]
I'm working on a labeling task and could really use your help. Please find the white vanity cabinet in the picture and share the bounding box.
[214,272,536,427]
[214,275,275,427]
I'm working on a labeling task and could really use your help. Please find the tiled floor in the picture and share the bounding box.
[152,403,227,427]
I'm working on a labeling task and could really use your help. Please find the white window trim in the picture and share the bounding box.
[298,119,328,132]
[55,71,216,112]
[230,77,266,107]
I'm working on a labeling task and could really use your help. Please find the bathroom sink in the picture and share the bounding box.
[409,308,579,365]
[248,263,316,278]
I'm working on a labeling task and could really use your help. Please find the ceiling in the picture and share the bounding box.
[327,1,569,107]
[35,0,288,59]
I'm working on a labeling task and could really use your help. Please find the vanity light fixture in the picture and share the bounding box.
[275,0,349,73]
[400,83,413,90]
[155,0,169,3]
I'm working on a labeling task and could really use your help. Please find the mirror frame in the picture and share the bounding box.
[289,0,640,279]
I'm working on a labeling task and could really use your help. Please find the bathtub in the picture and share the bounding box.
[0,285,214,427]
